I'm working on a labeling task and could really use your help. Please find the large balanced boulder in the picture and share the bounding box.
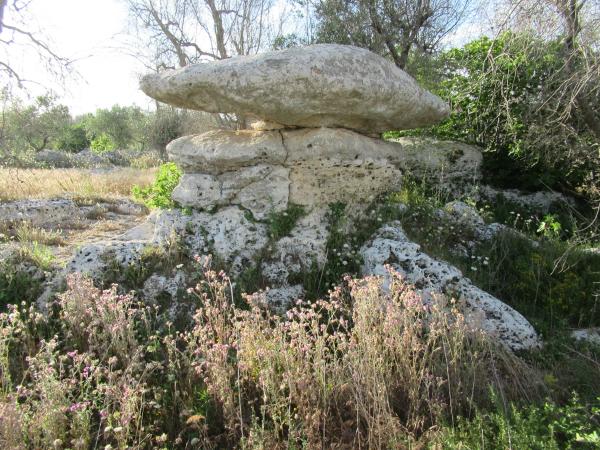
[140,44,449,135]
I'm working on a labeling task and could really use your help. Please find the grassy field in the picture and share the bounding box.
[0,167,157,202]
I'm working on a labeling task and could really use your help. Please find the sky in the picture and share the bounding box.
[2,0,490,116]
[4,0,152,115]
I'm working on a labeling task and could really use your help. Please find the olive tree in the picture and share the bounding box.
[313,0,473,70]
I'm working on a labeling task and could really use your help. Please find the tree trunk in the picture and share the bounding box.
[0,0,7,34]
[557,0,600,139]
[206,0,228,59]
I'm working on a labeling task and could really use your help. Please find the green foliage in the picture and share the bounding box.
[267,204,305,240]
[397,187,600,332]
[469,232,600,331]
[443,393,600,449]
[89,133,115,153]
[54,123,90,152]
[18,242,55,271]
[422,33,599,193]
[0,94,72,164]
[146,106,183,156]
[132,162,182,209]
[0,263,43,311]
[537,214,563,240]
[272,33,306,50]
[84,104,149,150]
[294,198,407,300]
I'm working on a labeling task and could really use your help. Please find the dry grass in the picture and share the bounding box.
[0,167,157,203]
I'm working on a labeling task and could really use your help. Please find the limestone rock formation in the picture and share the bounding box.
[128,43,541,349]
[140,44,449,135]
[360,222,540,350]
[168,128,481,218]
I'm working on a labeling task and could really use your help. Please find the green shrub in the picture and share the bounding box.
[90,133,116,153]
[132,162,182,209]
[469,232,600,331]
[399,195,600,331]
[389,33,599,195]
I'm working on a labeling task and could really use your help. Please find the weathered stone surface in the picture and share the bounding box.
[63,206,270,283]
[152,207,269,274]
[167,130,286,173]
[360,222,540,350]
[479,185,575,212]
[571,328,600,346]
[0,198,147,229]
[390,137,483,196]
[140,44,449,135]
[264,285,305,312]
[172,165,290,219]
[289,161,401,206]
[167,129,482,214]
[262,208,329,285]
[172,173,222,209]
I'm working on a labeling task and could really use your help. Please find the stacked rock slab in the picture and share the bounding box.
[142,44,451,217]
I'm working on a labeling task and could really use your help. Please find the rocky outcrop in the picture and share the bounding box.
[135,44,495,316]
[360,222,540,350]
[66,206,269,279]
[0,198,147,229]
[141,44,448,135]
[390,137,482,196]
[479,185,575,213]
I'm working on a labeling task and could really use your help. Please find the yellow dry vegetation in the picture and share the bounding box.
[0,167,157,202]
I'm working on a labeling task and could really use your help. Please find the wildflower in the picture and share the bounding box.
[470,266,477,271]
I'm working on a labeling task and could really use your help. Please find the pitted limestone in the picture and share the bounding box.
[141,44,449,135]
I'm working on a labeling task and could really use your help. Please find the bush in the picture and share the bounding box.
[89,133,116,153]
[395,185,600,332]
[397,33,600,195]
[55,123,90,152]
[132,162,182,208]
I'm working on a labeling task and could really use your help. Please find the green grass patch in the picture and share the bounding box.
[267,204,305,240]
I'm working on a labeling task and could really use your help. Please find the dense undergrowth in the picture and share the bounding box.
[2,259,599,449]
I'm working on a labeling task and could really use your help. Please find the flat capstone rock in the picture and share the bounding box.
[140,44,449,135]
